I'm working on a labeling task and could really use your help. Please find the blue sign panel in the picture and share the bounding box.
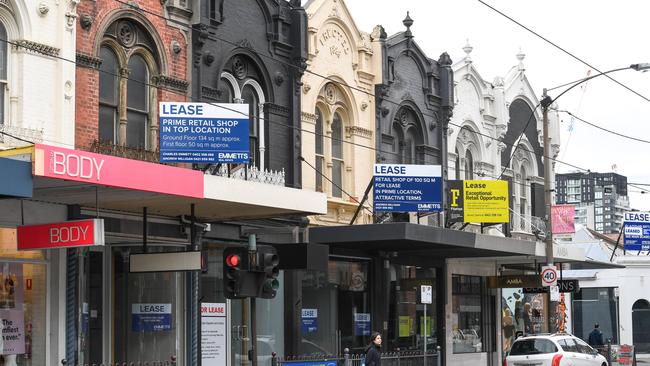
[373,164,442,213]
[301,308,318,334]
[282,362,337,366]
[354,313,371,336]
[159,102,249,163]
[624,212,650,251]
[132,303,172,332]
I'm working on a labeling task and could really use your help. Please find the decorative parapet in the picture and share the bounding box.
[152,75,189,93]
[76,53,103,69]
[345,126,373,139]
[0,124,43,146]
[13,40,60,57]
[208,164,286,186]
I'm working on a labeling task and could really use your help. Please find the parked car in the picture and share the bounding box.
[504,334,608,366]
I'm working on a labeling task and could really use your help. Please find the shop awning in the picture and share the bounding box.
[0,144,326,221]
[495,243,624,270]
[308,222,543,258]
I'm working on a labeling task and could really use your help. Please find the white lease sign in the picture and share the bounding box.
[541,265,558,287]
[201,303,227,366]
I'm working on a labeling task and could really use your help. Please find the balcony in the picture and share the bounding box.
[509,210,546,241]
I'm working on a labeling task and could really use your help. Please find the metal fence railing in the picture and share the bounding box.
[60,356,177,366]
[274,347,441,366]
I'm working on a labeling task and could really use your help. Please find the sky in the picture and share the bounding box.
[332,0,650,210]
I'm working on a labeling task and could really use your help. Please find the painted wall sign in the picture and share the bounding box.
[201,302,227,366]
[354,313,371,336]
[17,219,104,250]
[373,164,442,213]
[448,180,509,223]
[551,205,575,234]
[159,102,250,164]
[301,308,318,334]
[131,303,172,332]
[623,211,650,251]
[34,144,204,198]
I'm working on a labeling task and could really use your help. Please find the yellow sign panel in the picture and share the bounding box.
[463,180,509,223]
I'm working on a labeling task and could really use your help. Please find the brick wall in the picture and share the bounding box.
[75,0,189,150]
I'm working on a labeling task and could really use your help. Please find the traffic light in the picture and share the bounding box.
[223,247,258,299]
[256,245,280,299]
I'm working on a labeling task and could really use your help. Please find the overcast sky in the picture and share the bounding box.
[334,0,650,210]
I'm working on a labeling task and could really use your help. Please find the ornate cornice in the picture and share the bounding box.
[267,103,291,117]
[301,111,316,124]
[345,126,373,139]
[201,86,221,101]
[152,75,189,93]
[14,40,60,57]
[76,52,102,69]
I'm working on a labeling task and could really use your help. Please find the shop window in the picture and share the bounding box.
[572,288,619,344]
[452,275,483,353]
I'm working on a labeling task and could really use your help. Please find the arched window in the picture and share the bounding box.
[464,150,474,179]
[242,84,260,167]
[98,19,160,149]
[0,22,7,124]
[403,129,417,164]
[331,111,343,198]
[455,148,461,180]
[520,166,528,230]
[315,108,324,192]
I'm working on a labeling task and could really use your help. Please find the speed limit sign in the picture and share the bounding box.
[541,265,558,287]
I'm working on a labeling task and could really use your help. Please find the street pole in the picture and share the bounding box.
[249,234,258,366]
[541,90,554,266]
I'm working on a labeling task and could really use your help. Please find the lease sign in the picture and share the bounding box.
[17,219,104,250]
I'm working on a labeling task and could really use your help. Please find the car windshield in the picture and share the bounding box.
[509,339,558,355]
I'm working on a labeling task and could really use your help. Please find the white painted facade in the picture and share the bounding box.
[0,0,76,149]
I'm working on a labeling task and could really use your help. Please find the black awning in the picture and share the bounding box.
[308,222,539,258]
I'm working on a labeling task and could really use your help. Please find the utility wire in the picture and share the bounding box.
[558,110,650,145]
[477,0,650,104]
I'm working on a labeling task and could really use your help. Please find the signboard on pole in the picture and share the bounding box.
[420,285,432,304]
[448,180,509,223]
[201,303,227,366]
[551,205,576,234]
[541,265,558,287]
[373,164,442,213]
[159,102,250,164]
[623,211,650,251]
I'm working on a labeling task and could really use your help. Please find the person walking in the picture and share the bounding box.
[364,332,382,366]
[587,323,604,348]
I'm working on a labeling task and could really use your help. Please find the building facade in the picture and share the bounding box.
[301,0,379,226]
[555,172,629,234]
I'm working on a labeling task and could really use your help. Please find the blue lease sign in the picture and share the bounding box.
[624,211,650,251]
[131,303,172,332]
[373,164,442,213]
[159,102,250,164]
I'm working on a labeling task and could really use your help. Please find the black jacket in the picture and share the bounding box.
[364,345,381,366]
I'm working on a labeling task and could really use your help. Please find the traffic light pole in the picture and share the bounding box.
[249,234,258,366]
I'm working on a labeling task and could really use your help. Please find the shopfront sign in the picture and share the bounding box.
[551,205,575,234]
[129,251,202,273]
[487,275,541,288]
[623,211,650,251]
[523,279,580,294]
[131,303,172,332]
[159,102,250,164]
[373,164,442,213]
[33,144,204,198]
[301,308,318,334]
[0,309,25,354]
[448,180,509,223]
[17,219,104,250]
[354,313,371,336]
[201,302,227,366]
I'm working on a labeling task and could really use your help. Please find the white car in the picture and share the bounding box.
[505,334,608,366]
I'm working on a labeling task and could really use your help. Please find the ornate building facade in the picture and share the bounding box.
[301,0,380,225]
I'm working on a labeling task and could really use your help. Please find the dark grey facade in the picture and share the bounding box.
[192,0,307,188]
[374,16,453,171]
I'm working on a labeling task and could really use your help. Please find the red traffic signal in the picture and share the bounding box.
[225,254,240,268]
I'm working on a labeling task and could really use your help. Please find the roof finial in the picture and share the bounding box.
[517,46,525,71]
[403,11,413,37]
[463,38,473,64]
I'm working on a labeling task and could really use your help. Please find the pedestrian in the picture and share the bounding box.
[587,323,604,347]
[364,332,382,366]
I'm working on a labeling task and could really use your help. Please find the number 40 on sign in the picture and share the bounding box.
[541,265,558,287]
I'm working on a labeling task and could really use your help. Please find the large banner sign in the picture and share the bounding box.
[551,205,576,234]
[448,180,509,223]
[373,164,442,213]
[624,211,650,251]
[159,103,249,164]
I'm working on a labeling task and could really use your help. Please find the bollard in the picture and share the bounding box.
[436,346,441,366]
[606,340,612,366]
[396,347,401,366]
[271,351,278,366]
[344,348,350,366]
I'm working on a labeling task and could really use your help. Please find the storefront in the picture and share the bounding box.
[307,222,541,366]
[0,144,326,365]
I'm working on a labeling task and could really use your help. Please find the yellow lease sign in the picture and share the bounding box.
[463,180,509,223]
